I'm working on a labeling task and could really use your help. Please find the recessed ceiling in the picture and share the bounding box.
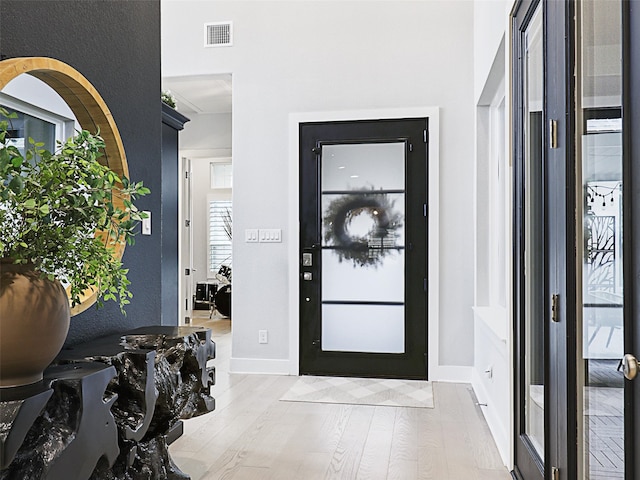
[162,74,231,115]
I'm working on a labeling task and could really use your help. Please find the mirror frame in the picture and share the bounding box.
[0,57,130,315]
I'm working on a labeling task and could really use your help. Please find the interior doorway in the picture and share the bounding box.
[164,74,233,326]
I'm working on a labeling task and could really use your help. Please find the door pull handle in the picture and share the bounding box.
[622,354,639,380]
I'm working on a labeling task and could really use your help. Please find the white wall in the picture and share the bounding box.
[181,112,232,159]
[474,0,510,102]
[162,0,476,374]
[472,0,512,467]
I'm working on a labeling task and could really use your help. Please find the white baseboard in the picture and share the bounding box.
[229,357,292,375]
[429,365,472,382]
[471,369,510,467]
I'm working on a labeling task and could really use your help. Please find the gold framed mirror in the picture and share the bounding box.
[0,57,129,315]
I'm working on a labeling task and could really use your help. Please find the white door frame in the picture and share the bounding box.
[287,107,441,378]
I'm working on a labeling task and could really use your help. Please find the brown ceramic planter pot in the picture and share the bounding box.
[0,259,70,388]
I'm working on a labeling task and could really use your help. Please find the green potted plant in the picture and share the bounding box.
[0,106,149,387]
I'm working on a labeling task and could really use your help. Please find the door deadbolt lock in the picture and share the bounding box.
[303,272,313,281]
[622,354,639,380]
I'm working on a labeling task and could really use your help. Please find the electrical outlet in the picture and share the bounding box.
[258,330,268,344]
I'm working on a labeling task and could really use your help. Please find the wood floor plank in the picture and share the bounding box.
[324,406,375,479]
[387,408,419,480]
[355,406,395,480]
[418,446,449,480]
[270,403,353,478]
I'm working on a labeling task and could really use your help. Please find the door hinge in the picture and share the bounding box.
[550,119,558,149]
[424,278,427,292]
[185,268,190,276]
[423,129,428,143]
[409,143,413,152]
[551,466,560,480]
[185,219,191,227]
[551,294,560,323]
[185,171,190,179]
[423,203,427,217]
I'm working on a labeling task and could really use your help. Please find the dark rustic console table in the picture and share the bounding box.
[0,326,215,480]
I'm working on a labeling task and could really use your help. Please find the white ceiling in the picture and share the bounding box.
[162,74,232,115]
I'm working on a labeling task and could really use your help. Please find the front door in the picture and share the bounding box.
[299,118,428,379]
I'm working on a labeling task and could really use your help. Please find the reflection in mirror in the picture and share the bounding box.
[1,74,81,291]
[1,73,78,143]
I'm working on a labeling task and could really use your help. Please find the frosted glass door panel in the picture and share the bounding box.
[322,304,404,353]
[321,193,405,247]
[319,141,406,355]
[322,249,404,302]
[321,143,405,191]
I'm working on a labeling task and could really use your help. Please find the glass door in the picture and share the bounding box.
[514,1,640,478]
[513,2,545,478]
[576,1,625,479]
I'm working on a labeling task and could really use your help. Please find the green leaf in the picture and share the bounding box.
[8,175,23,193]
[0,121,151,313]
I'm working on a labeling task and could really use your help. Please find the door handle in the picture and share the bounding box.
[622,354,639,380]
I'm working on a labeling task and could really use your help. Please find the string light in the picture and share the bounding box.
[586,183,621,207]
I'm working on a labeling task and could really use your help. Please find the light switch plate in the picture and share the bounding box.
[259,228,281,243]
[245,229,259,243]
[142,211,151,235]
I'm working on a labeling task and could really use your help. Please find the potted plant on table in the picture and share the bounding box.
[0,107,149,388]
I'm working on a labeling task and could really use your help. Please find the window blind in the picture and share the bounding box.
[208,200,232,274]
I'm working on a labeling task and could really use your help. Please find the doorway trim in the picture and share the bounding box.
[288,107,443,378]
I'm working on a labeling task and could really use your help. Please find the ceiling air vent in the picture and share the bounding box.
[205,22,233,47]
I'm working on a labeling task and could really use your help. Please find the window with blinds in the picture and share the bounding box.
[209,200,232,274]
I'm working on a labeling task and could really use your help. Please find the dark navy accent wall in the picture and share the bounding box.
[0,0,171,343]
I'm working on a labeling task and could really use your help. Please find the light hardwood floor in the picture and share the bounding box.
[170,314,512,480]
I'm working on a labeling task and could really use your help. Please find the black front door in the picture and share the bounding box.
[299,118,428,379]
